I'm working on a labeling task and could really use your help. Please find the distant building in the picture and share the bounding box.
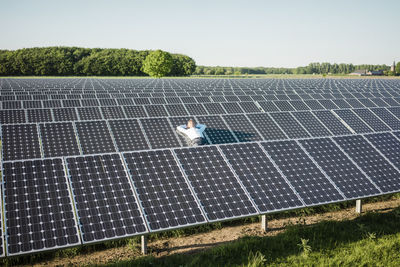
[349,69,367,76]
[391,61,396,72]
[367,70,384,76]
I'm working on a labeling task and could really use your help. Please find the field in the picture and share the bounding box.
[1,77,400,266]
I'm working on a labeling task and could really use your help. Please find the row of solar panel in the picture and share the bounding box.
[2,132,400,256]
[1,95,400,111]
[3,107,400,161]
[2,98,400,125]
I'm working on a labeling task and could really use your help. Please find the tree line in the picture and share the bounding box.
[0,47,196,76]
[194,62,398,75]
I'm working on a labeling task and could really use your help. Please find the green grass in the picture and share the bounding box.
[103,207,400,267]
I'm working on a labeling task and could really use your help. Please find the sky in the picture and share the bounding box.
[0,0,398,68]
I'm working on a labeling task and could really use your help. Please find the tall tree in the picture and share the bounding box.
[142,50,173,78]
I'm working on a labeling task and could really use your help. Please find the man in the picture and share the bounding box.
[176,119,206,146]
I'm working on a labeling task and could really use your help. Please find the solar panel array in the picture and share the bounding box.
[2,78,400,256]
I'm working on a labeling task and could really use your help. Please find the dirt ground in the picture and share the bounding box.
[21,198,400,267]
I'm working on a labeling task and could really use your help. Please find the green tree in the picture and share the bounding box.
[396,62,400,75]
[142,50,173,78]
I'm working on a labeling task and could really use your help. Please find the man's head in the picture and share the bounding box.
[187,119,195,128]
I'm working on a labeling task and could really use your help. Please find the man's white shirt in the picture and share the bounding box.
[176,124,206,140]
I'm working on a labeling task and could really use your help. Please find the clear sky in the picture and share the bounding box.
[0,0,398,68]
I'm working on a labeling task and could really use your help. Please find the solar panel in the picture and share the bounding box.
[292,111,332,137]
[247,113,287,140]
[145,105,169,117]
[270,112,310,139]
[99,98,117,106]
[370,108,400,130]
[77,107,103,120]
[65,154,147,243]
[313,110,352,135]
[299,138,381,199]
[334,135,400,193]
[203,103,227,114]
[108,119,150,151]
[257,101,280,112]
[184,103,208,115]
[27,109,53,123]
[3,158,80,256]
[63,99,81,108]
[303,100,325,110]
[220,143,304,212]
[261,141,344,205]
[52,108,78,121]
[140,118,181,149]
[334,109,373,133]
[358,98,377,108]
[331,99,352,109]
[387,107,400,119]
[75,121,116,154]
[123,150,206,231]
[196,115,237,144]
[370,98,388,107]
[23,100,42,109]
[2,124,42,161]
[39,122,80,157]
[2,101,22,109]
[274,100,295,111]
[222,114,262,142]
[221,102,244,113]
[289,100,310,111]
[345,99,365,108]
[174,146,258,221]
[364,133,400,169]
[318,99,339,110]
[0,110,26,124]
[81,99,100,107]
[238,102,261,113]
[100,106,126,119]
[164,104,188,116]
[123,105,147,118]
[351,108,390,132]
[43,100,62,108]
[0,189,4,257]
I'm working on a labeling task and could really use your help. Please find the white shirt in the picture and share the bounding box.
[176,124,206,140]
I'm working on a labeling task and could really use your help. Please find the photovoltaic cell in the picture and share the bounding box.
[261,141,344,205]
[77,107,103,120]
[313,110,352,135]
[331,99,352,109]
[108,119,149,151]
[174,146,258,221]
[370,108,400,130]
[196,115,237,144]
[39,122,80,157]
[2,124,41,161]
[247,113,287,140]
[3,158,80,256]
[221,102,244,113]
[52,108,78,121]
[257,101,280,112]
[203,103,227,114]
[317,99,339,110]
[184,103,208,115]
[123,106,147,118]
[165,104,188,116]
[289,100,310,111]
[299,138,380,198]
[238,102,261,113]
[145,105,169,117]
[270,112,310,139]
[0,110,26,124]
[222,114,262,142]
[274,100,295,111]
[140,118,181,149]
[27,109,53,123]
[66,154,147,243]
[304,100,325,110]
[100,106,126,119]
[334,135,400,193]
[334,109,373,133]
[292,111,331,137]
[352,109,390,132]
[75,121,116,154]
[123,150,206,231]
[364,133,400,169]
[220,143,303,212]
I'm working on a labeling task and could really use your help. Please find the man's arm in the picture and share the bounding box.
[196,124,206,133]
[176,125,188,134]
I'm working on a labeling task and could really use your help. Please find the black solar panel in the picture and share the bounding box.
[221,102,244,113]
[101,106,126,119]
[124,150,206,231]
[289,100,310,111]
[238,102,261,113]
[313,110,352,135]
[370,108,400,130]
[2,124,42,161]
[165,104,188,116]
[196,115,237,144]
[331,99,352,109]
[123,105,147,118]
[184,103,208,115]
[3,158,80,256]
[53,108,78,121]
[270,112,310,139]
[145,105,169,117]
[203,103,227,114]
[299,138,381,199]
[174,146,258,221]
[108,119,150,151]
[247,113,287,140]
[27,109,53,123]
[352,109,390,132]
[257,101,280,112]
[75,121,116,154]
[334,109,373,133]
[0,192,4,257]
[220,143,304,212]
[292,111,331,137]
[334,135,400,193]
[261,141,344,205]
[77,107,103,120]
[274,100,295,111]
[66,154,147,243]
[364,133,400,169]
[39,122,80,157]
[222,114,262,142]
[318,99,339,110]
[303,100,325,110]
[140,118,181,149]
[0,110,26,124]
[345,99,365,108]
